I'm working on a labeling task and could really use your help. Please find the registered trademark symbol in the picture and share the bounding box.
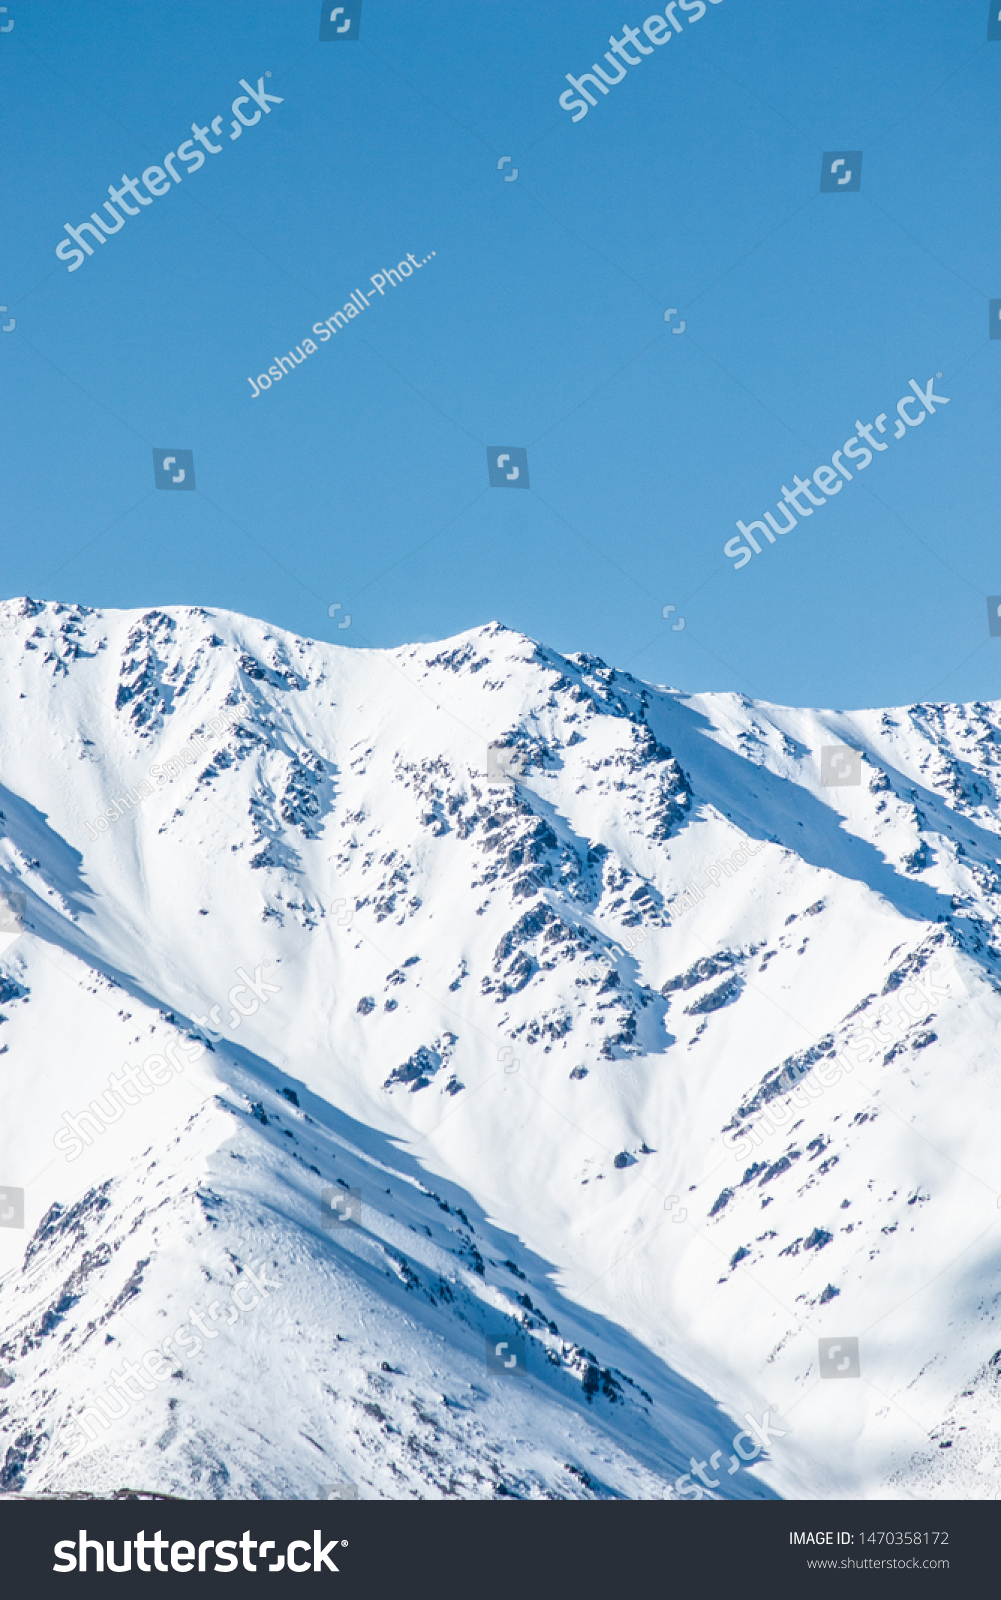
[342,1540,348,1547]
[266,70,271,76]
[936,372,942,379]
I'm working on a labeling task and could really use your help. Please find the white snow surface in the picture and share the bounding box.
[0,597,998,1500]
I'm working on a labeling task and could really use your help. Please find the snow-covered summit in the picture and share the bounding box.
[0,598,999,1499]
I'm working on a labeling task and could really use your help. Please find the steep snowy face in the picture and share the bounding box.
[0,598,1000,1499]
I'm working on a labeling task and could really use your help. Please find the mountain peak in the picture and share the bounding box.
[0,601,999,1497]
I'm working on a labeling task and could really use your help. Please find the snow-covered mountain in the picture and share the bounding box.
[0,597,999,1501]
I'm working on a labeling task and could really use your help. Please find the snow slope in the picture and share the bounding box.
[0,597,999,1499]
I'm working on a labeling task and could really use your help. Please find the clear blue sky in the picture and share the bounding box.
[1,0,999,711]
